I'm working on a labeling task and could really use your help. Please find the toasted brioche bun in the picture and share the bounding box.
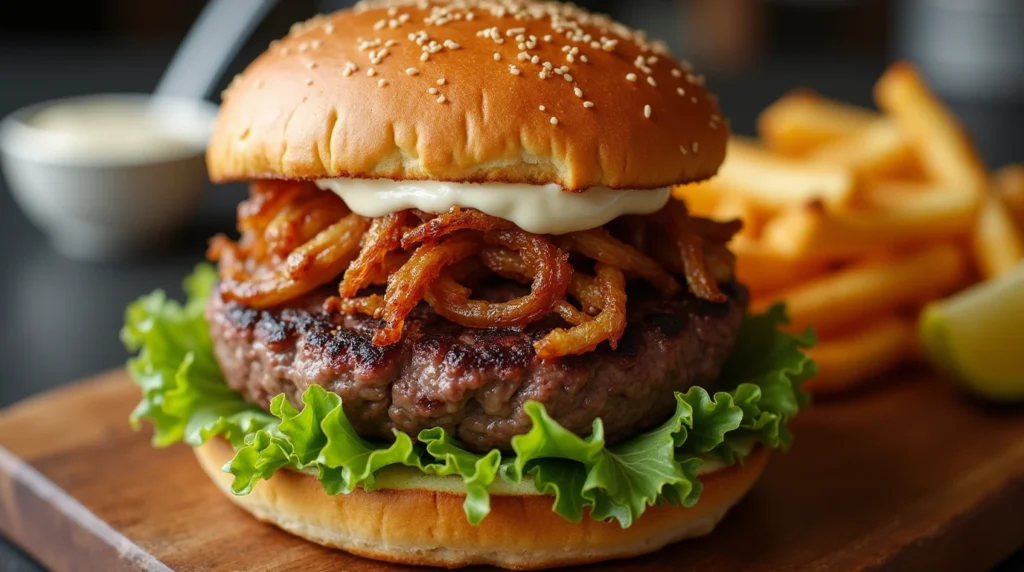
[207,0,729,190]
[195,438,768,570]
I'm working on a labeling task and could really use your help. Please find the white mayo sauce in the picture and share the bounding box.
[315,178,672,235]
[24,98,200,162]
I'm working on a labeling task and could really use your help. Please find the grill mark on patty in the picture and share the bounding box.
[207,282,746,452]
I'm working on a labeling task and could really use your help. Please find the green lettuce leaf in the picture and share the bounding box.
[124,265,815,528]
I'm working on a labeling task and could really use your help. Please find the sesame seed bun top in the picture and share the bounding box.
[207,0,730,191]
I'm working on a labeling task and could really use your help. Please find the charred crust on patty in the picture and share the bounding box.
[207,282,746,452]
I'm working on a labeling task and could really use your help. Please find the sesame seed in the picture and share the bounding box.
[583,101,594,108]
[677,87,685,96]
[367,68,376,77]
[306,78,314,86]
[647,76,657,87]
[406,67,419,76]
[494,52,501,61]
[444,40,461,49]
[374,19,386,30]
[342,68,353,77]
[437,78,446,85]
[298,42,310,53]
[306,61,318,70]
[626,73,637,82]
[429,87,438,94]
[517,51,528,61]
[385,39,397,47]
[437,95,447,103]
[531,55,540,64]
[563,74,573,82]
[671,69,682,78]
[692,142,699,152]
[280,47,289,56]
[691,96,698,103]
[644,104,652,119]
[550,117,558,125]
[539,105,546,111]
[709,122,717,129]
[420,53,429,62]
[580,55,588,63]
[680,145,688,155]
[574,87,583,97]
[378,78,389,87]
[324,23,335,34]
[310,40,322,49]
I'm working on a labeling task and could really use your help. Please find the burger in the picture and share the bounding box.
[122,1,815,569]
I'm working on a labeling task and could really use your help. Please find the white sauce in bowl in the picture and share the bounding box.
[1,94,216,165]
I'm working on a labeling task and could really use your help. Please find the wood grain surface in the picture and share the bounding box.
[0,369,1022,572]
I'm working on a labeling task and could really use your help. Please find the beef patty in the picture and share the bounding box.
[207,283,746,453]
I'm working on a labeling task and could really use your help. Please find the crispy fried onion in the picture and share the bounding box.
[423,230,572,329]
[208,181,369,309]
[401,207,514,248]
[339,211,415,297]
[658,201,738,304]
[478,247,626,356]
[374,232,479,346]
[534,264,628,358]
[208,182,742,358]
[558,227,680,295]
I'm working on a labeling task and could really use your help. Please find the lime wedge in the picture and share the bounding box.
[919,263,1024,402]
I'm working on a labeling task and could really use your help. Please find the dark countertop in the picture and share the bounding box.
[1,42,1022,572]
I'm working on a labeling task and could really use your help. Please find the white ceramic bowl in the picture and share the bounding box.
[0,93,218,261]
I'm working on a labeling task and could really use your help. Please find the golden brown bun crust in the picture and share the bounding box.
[195,438,768,570]
[207,0,729,190]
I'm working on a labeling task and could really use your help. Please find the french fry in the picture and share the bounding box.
[758,243,968,336]
[993,163,1024,227]
[806,118,919,181]
[711,195,765,240]
[672,181,720,217]
[874,62,988,196]
[970,193,1024,279]
[757,88,878,155]
[804,316,915,395]
[713,138,855,209]
[761,187,979,259]
[732,238,829,296]
[860,179,942,210]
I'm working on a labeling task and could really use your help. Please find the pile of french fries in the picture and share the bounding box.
[675,61,1024,396]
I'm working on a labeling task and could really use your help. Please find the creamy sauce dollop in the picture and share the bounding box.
[315,178,671,235]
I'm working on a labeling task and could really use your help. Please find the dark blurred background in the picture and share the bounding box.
[0,1,1022,571]
[2,0,1023,158]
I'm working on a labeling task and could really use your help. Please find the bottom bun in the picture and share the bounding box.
[196,438,769,570]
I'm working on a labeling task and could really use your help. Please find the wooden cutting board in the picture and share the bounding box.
[0,369,1022,572]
